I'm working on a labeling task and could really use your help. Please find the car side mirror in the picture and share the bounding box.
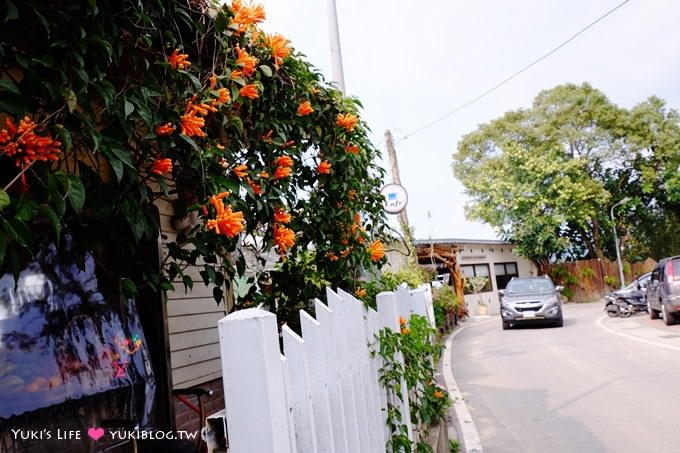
[555,285,564,292]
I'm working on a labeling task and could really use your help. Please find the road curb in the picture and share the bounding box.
[441,319,492,453]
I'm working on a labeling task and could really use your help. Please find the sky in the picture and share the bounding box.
[254,0,680,241]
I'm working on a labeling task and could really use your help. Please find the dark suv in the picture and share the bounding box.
[498,276,564,330]
[646,257,680,325]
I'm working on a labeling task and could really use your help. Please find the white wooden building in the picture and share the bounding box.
[415,238,537,317]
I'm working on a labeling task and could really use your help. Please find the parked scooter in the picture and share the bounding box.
[604,293,647,318]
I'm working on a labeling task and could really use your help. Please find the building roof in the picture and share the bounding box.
[414,238,512,246]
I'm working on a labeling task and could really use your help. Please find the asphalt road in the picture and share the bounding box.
[449,302,680,453]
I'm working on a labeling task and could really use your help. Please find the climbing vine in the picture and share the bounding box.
[0,0,391,322]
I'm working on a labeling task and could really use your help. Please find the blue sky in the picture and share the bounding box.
[255,0,680,240]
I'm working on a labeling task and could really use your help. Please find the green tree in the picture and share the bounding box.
[453,82,680,264]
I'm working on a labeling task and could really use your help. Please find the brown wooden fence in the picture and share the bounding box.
[538,258,657,302]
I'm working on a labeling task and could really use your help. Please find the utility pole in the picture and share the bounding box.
[326,0,346,94]
[384,129,413,246]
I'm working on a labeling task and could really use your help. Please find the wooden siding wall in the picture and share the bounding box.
[156,198,230,389]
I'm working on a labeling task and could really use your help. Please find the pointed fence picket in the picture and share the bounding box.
[215,285,435,453]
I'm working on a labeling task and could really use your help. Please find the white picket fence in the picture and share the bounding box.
[214,284,435,453]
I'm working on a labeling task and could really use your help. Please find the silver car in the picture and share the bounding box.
[498,276,564,330]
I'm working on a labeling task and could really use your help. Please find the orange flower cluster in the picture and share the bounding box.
[345,143,359,154]
[268,34,290,68]
[399,316,407,326]
[368,240,385,262]
[168,49,191,70]
[151,157,173,175]
[261,130,274,144]
[273,224,295,254]
[205,192,245,238]
[180,98,217,137]
[336,113,358,132]
[248,179,263,195]
[156,122,176,136]
[327,251,339,261]
[274,155,293,179]
[317,160,332,174]
[239,84,259,100]
[297,101,314,116]
[433,389,445,399]
[355,287,367,298]
[236,47,258,78]
[230,0,266,35]
[273,207,291,224]
[217,88,231,104]
[401,326,410,335]
[232,164,248,178]
[0,117,61,167]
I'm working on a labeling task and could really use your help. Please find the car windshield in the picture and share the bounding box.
[506,278,554,294]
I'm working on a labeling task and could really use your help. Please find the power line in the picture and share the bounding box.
[398,0,631,142]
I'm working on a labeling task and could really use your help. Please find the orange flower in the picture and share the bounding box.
[274,207,291,224]
[297,101,314,116]
[355,288,367,298]
[368,240,385,262]
[230,0,266,34]
[317,160,332,174]
[336,113,358,132]
[210,74,218,89]
[205,192,245,238]
[230,70,244,80]
[261,130,274,144]
[275,155,293,168]
[248,179,263,195]
[236,46,258,78]
[354,213,361,224]
[217,88,231,104]
[327,252,339,261]
[434,389,445,399]
[187,101,217,116]
[168,49,191,70]
[401,327,410,335]
[281,140,295,149]
[274,165,292,179]
[267,33,290,68]
[232,164,248,178]
[156,122,176,136]
[180,112,205,137]
[348,190,357,200]
[151,157,173,175]
[273,224,296,253]
[399,316,407,326]
[340,247,352,258]
[345,143,359,154]
[259,171,270,179]
[239,84,259,100]
[0,116,61,167]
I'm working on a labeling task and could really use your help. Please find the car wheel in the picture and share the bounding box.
[648,300,659,320]
[502,320,511,330]
[619,304,632,318]
[661,303,676,326]
[554,315,563,327]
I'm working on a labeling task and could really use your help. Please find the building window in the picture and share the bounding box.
[460,264,492,294]
[494,262,518,290]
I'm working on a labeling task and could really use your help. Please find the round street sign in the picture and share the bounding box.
[380,183,408,214]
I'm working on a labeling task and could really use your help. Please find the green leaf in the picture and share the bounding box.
[39,205,61,242]
[120,277,138,295]
[259,65,273,78]
[0,190,10,211]
[5,0,17,21]
[67,175,85,213]
[124,100,135,118]
[0,78,19,95]
[109,158,124,182]
[56,125,73,151]
[3,218,35,250]
[65,88,78,113]
[233,276,253,299]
